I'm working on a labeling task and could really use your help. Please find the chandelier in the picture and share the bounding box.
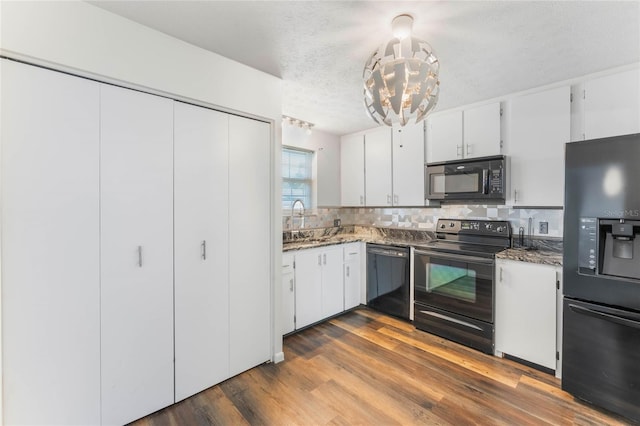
[363,14,440,126]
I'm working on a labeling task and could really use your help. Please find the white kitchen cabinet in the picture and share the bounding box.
[282,253,296,335]
[293,245,345,329]
[100,85,175,425]
[463,102,502,159]
[321,246,346,318]
[340,133,366,206]
[427,110,463,163]
[294,247,324,328]
[365,127,393,206]
[344,243,363,310]
[392,123,425,206]
[228,116,272,377]
[174,103,230,402]
[584,68,640,140]
[506,86,570,207]
[495,259,559,370]
[427,104,501,163]
[1,59,101,425]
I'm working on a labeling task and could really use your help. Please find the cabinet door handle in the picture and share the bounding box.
[360,195,364,205]
[201,240,207,260]
[393,194,399,204]
[323,254,326,265]
[138,246,143,268]
[346,266,350,277]
[514,189,518,203]
[289,278,294,292]
[318,255,322,266]
[466,144,472,156]
[456,145,462,157]
[499,267,503,282]
[387,194,391,204]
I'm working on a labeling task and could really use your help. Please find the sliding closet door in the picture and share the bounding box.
[228,116,272,376]
[100,85,174,425]
[174,102,230,401]
[1,59,101,425]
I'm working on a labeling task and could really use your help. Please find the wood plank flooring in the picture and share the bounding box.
[132,308,632,425]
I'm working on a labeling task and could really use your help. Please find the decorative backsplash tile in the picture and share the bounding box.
[283,205,564,239]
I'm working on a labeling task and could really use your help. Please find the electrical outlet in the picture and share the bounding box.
[539,221,548,234]
[334,219,341,227]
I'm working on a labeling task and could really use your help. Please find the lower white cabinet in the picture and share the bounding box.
[282,253,296,335]
[286,242,363,332]
[344,243,362,310]
[495,259,559,370]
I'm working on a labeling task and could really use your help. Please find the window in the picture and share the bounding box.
[282,146,313,210]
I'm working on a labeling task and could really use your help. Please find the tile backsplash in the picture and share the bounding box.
[283,205,564,239]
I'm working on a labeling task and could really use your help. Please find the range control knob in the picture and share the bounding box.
[440,223,446,229]
[496,226,504,233]
[450,222,455,227]
[485,223,493,230]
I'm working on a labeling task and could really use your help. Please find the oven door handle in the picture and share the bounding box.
[568,303,640,330]
[414,249,495,265]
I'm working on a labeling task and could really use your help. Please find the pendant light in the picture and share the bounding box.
[363,14,440,126]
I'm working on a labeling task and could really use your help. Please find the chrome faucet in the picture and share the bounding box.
[290,199,305,233]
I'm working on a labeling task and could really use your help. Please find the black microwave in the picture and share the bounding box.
[425,155,506,203]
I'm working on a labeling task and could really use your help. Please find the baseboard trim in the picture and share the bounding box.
[273,351,285,363]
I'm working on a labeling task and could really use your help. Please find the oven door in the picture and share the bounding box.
[414,249,494,323]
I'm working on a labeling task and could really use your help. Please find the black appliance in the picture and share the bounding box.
[562,133,640,423]
[413,219,511,354]
[425,155,506,203]
[366,244,410,320]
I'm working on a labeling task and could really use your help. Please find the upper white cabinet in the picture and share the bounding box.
[463,103,502,159]
[340,133,366,206]
[392,122,426,206]
[426,102,501,163]
[427,110,463,163]
[365,127,394,206]
[506,86,570,207]
[174,103,230,402]
[495,259,559,370]
[100,85,175,426]
[228,116,272,377]
[584,68,640,140]
[1,59,101,426]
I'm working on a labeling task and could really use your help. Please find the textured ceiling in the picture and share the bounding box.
[88,1,640,135]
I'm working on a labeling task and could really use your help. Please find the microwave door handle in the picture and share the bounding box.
[482,169,489,194]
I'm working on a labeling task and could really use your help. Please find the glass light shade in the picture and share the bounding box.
[363,34,440,126]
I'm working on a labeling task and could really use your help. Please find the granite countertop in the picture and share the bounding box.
[282,225,434,252]
[496,248,563,266]
[284,225,564,266]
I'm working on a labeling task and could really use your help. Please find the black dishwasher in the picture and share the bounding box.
[366,244,410,320]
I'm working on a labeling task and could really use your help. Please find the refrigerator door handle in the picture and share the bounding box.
[568,303,640,330]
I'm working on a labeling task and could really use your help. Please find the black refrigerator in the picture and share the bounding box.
[563,133,640,422]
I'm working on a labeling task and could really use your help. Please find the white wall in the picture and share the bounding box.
[282,125,341,207]
[0,2,285,412]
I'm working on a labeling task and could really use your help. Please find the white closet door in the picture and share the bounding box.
[228,116,272,376]
[174,102,230,402]
[100,84,174,425]
[1,60,101,425]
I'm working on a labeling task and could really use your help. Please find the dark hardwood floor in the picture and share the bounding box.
[133,308,632,425]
